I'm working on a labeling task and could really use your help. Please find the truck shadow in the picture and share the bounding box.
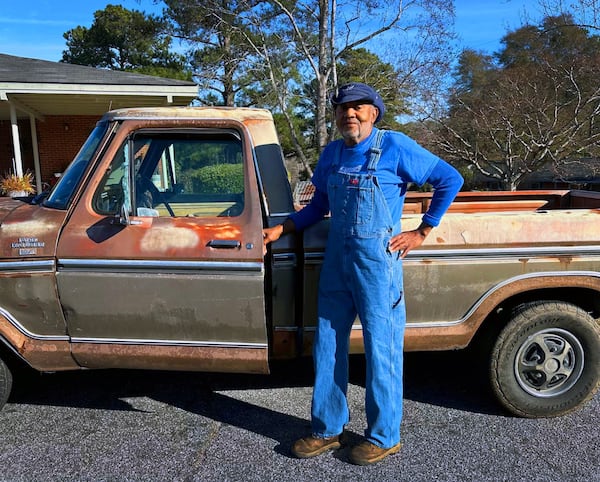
[9,350,499,411]
[401,351,501,415]
[6,350,503,454]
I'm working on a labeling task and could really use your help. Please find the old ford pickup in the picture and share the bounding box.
[0,107,598,418]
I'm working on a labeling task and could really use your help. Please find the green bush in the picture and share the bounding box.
[186,163,244,194]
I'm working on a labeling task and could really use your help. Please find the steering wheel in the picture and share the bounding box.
[137,176,175,217]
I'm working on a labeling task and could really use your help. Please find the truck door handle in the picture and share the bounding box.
[207,240,241,249]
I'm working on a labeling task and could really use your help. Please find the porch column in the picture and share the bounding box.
[29,114,42,192]
[9,103,24,177]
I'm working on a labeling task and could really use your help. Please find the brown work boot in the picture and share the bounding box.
[349,440,402,466]
[291,434,343,458]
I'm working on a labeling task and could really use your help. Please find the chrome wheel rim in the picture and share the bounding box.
[514,328,585,398]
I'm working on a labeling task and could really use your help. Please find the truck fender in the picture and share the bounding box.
[0,310,78,372]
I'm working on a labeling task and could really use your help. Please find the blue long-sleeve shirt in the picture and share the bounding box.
[290,128,463,231]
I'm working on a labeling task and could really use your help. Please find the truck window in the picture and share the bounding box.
[93,130,245,218]
[45,122,110,210]
[93,143,127,214]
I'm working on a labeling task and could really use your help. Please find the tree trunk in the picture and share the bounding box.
[316,0,332,151]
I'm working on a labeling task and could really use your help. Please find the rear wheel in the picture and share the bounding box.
[491,301,600,418]
[0,356,13,410]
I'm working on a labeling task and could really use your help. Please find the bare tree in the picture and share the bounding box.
[437,62,600,189]
[166,0,454,167]
[264,0,454,152]
[429,15,600,191]
[537,0,600,29]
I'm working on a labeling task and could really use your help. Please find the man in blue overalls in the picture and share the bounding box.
[264,83,464,465]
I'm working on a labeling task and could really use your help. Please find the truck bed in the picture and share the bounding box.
[403,189,600,214]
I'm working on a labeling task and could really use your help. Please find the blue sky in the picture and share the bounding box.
[1,0,535,62]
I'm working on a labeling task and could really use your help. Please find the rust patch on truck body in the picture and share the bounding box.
[71,342,269,374]
[0,316,77,371]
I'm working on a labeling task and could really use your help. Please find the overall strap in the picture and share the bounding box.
[367,129,386,172]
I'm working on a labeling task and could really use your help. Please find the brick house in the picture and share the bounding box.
[467,158,600,192]
[0,53,198,192]
[521,158,600,191]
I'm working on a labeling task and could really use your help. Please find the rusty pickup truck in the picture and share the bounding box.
[0,107,598,418]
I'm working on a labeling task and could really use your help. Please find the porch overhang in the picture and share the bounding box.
[0,77,198,192]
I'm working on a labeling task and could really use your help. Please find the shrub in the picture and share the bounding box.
[187,163,244,194]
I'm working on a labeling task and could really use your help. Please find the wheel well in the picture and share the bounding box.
[0,336,30,372]
[470,287,600,353]
[494,287,599,322]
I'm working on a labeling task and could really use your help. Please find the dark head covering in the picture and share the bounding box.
[330,82,385,123]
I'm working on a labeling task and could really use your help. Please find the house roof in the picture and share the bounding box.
[525,158,600,184]
[293,180,316,205]
[0,53,198,120]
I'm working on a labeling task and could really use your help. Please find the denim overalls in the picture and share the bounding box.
[311,129,405,449]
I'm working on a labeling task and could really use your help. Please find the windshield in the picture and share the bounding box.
[43,121,111,210]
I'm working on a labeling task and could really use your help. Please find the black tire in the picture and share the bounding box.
[490,301,600,418]
[0,356,13,410]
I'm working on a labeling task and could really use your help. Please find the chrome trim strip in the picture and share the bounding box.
[0,306,69,341]
[304,252,324,264]
[408,245,600,260]
[0,303,269,348]
[276,271,600,331]
[0,259,55,272]
[58,258,263,273]
[304,245,600,262]
[273,253,296,263]
[70,337,267,349]
[0,312,267,349]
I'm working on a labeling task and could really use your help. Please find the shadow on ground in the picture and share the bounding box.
[5,350,504,458]
[8,349,502,418]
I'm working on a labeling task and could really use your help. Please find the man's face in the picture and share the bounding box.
[335,101,379,146]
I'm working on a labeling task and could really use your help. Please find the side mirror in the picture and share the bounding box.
[118,203,143,225]
[118,203,131,226]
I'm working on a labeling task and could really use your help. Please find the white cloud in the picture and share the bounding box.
[0,16,78,27]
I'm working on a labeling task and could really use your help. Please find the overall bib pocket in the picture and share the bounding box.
[345,179,374,226]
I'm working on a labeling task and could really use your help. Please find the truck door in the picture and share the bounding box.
[55,121,269,374]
